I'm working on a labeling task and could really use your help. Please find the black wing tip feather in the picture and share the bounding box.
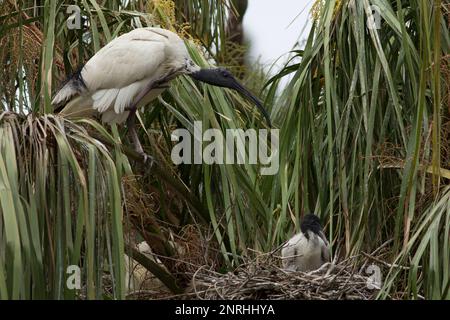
[53,104,65,113]
[53,65,87,112]
[63,64,86,86]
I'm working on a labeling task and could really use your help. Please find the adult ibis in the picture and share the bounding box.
[52,27,271,162]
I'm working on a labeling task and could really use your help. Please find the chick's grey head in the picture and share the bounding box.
[300,214,323,239]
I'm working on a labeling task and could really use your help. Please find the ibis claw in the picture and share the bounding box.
[140,152,155,167]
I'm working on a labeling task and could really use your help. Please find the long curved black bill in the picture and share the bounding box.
[232,81,272,128]
[190,68,272,127]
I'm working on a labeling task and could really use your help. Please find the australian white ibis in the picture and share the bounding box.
[52,27,271,161]
[281,214,331,272]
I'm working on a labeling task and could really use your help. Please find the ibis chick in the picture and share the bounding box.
[281,214,330,272]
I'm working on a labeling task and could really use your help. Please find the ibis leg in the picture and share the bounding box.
[126,111,143,154]
[126,109,153,164]
[124,77,172,163]
[123,79,163,164]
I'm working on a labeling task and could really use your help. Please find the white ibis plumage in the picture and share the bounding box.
[52,27,271,161]
[281,214,331,272]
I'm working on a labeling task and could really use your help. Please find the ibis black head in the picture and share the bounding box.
[300,214,323,239]
[190,68,271,127]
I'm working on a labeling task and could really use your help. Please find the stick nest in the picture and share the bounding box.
[183,254,378,300]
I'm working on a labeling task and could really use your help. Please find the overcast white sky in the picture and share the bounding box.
[243,0,314,71]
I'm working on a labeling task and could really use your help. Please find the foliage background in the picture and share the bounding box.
[0,0,449,299]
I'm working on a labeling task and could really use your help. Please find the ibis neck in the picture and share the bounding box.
[184,59,201,74]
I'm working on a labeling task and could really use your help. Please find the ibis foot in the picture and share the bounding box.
[131,141,154,167]
[138,151,155,167]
